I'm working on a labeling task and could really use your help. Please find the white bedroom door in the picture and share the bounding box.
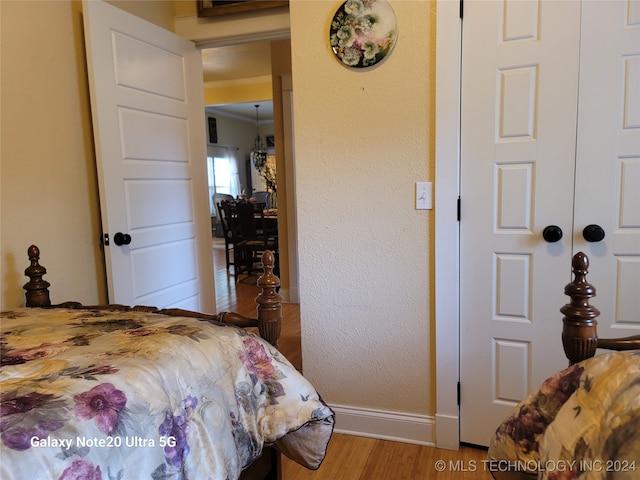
[459,0,580,447]
[83,0,215,311]
[459,0,640,446]
[572,1,640,341]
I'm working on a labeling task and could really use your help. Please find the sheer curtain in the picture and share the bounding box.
[207,146,241,216]
[227,147,241,198]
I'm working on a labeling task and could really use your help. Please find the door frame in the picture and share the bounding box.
[180,23,298,302]
[434,0,461,450]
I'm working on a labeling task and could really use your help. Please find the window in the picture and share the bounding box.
[207,152,239,216]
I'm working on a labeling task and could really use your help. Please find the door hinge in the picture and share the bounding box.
[459,0,464,19]
[457,197,461,221]
[457,381,461,405]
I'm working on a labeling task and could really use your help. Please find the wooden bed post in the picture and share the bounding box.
[560,252,600,365]
[255,250,282,348]
[23,245,51,308]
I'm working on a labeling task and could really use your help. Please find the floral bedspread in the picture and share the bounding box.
[0,308,334,480]
[489,351,640,480]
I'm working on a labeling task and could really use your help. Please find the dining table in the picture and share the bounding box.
[260,208,278,235]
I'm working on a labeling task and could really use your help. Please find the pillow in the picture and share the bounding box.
[488,351,640,479]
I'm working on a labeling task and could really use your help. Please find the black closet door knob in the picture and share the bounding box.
[583,224,605,243]
[113,232,132,246]
[542,225,563,243]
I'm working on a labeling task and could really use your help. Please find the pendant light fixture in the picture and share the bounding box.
[250,104,267,170]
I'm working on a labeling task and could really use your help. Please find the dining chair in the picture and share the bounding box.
[215,200,235,272]
[252,191,270,206]
[213,193,234,236]
[230,201,278,281]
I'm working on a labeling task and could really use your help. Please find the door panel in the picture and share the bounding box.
[112,31,187,100]
[494,338,529,403]
[460,0,581,446]
[119,109,190,161]
[83,0,214,311]
[495,164,533,231]
[573,0,640,336]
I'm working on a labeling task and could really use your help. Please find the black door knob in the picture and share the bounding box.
[583,224,605,243]
[542,225,563,243]
[113,232,132,246]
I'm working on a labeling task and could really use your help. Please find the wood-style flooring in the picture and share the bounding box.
[212,239,492,479]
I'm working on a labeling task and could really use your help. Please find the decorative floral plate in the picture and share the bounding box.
[329,0,398,69]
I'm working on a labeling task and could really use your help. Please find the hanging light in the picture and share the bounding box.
[250,104,267,170]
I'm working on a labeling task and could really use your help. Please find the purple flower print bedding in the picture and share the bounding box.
[0,308,334,480]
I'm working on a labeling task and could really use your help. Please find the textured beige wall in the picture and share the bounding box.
[0,0,173,309]
[1,1,103,308]
[290,1,436,414]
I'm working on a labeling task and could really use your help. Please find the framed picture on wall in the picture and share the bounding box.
[266,135,275,148]
[207,117,218,144]
[196,1,288,18]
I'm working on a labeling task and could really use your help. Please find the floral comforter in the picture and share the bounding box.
[489,351,640,480]
[0,308,334,480]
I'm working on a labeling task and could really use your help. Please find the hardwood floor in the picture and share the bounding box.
[212,239,492,479]
[282,434,493,480]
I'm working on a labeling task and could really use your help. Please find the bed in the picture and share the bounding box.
[488,252,640,480]
[1,245,334,480]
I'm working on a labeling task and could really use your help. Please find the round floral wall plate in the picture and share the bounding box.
[329,0,398,69]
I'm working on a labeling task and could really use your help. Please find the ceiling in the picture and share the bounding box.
[201,41,274,122]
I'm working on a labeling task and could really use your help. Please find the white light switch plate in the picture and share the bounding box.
[416,182,432,210]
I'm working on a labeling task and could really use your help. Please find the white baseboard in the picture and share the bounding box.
[330,404,436,446]
[278,287,299,304]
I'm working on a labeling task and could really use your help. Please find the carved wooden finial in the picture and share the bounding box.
[255,250,282,347]
[570,252,591,288]
[560,252,600,364]
[562,252,599,319]
[23,244,51,307]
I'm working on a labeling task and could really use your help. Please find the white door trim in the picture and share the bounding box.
[434,0,461,450]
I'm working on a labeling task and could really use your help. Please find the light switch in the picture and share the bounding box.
[416,182,432,210]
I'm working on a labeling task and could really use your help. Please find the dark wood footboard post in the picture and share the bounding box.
[23,245,51,307]
[255,250,282,347]
[560,252,600,364]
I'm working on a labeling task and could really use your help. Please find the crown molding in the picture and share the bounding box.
[173,13,290,49]
[194,28,290,49]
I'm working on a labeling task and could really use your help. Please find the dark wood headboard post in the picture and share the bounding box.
[255,250,282,348]
[560,252,600,365]
[23,245,52,308]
